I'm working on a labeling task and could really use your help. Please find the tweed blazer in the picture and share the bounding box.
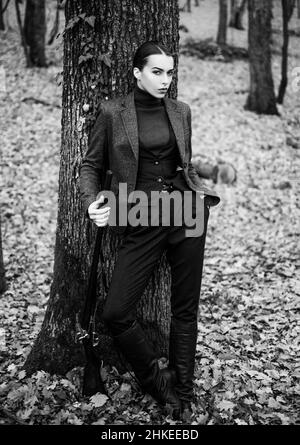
[79,90,220,234]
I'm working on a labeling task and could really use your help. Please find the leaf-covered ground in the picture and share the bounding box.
[0,1,299,425]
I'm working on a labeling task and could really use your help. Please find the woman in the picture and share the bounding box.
[79,41,220,420]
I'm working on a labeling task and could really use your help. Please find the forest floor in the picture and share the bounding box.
[0,0,299,426]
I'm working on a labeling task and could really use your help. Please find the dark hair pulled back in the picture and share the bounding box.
[133,40,174,71]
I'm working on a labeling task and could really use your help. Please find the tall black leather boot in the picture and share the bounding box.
[168,318,198,418]
[113,320,181,418]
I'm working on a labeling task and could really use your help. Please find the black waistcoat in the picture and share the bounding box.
[134,85,192,195]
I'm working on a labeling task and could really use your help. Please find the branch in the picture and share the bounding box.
[21,96,61,108]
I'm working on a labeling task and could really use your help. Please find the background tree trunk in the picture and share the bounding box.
[229,0,238,26]
[24,0,47,67]
[217,0,228,46]
[25,0,179,376]
[0,0,5,31]
[229,0,247,29]
[15,0,31,67]
[297,0,300,18]
[277,0,296,104]
[180,0,191,12]
[0,215,6,295]
[245,0,279,115]
[236,0,247,29]
[48,0,60,45]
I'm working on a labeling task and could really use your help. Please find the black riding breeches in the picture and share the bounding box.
[102,194,210,335]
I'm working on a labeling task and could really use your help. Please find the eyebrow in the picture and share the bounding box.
[152,67,174,71]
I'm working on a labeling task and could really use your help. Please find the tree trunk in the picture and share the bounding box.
[229,0,247,29]
[277,0,295,104]
[0,215,6,295]
[24,0,47,67]
[180,0,192,12]
[15,0,31,67]
[235,0,247,29]
[298,0,300,18]
[229,0,238,26]
[217,0,228,46]
[24,0,179,376]
[48,1,60,46]
[245,0,279,115]
[0,0,5,31]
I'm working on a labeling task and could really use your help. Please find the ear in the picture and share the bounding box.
[133,67,141,80]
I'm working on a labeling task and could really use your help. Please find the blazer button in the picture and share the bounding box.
[157,177,163,183]
[154,161,159,165]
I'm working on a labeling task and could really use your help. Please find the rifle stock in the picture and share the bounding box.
[78,169,113,397]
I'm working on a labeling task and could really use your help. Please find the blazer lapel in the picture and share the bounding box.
[120,92,139,161]
[120,91,186,162]
[163,98,186,162]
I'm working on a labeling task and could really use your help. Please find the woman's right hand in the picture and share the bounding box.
[88,195,111,227]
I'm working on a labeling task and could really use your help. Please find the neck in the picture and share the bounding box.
[134,84,163,107]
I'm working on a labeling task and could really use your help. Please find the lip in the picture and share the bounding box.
[158,89,168,93]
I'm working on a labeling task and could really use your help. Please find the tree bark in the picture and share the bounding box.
[0,215,6,294]
[245,0,279,115]
[277,0,295,104]
[24,0,47,67]
[25,0,179,376]
[217,0,228,46]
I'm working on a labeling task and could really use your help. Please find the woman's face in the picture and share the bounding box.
[134,53,174,98]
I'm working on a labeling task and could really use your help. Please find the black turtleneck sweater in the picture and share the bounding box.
[134,85,190,194]
[134,84,176,155]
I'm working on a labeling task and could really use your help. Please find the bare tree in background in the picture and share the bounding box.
[24,0,47,67]
[0,0,5,30]
[48,0,66,45]
[245,0,278,115]
[277,0,296,104]
[229,0,247,29]
[217,0,228,46]
[25,0,180,376]
[180,0,192,12]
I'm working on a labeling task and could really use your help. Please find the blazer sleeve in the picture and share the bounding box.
[185,104,203,186]
[79,103,108,217]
